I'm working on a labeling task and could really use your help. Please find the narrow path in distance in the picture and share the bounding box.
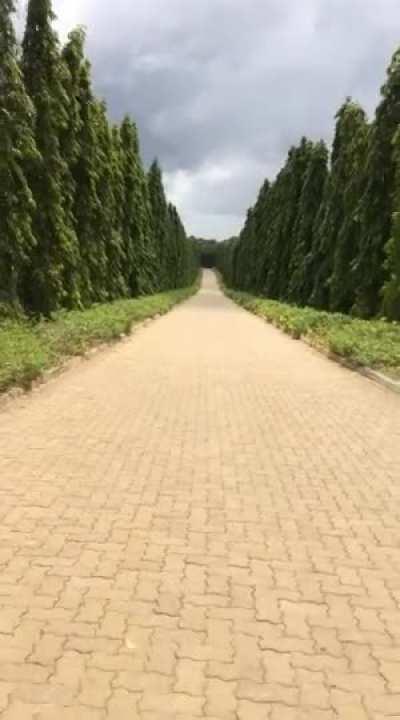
[0,270,399,719]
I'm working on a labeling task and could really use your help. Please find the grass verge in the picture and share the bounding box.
[0,283,198,395]
[225,288,400,379]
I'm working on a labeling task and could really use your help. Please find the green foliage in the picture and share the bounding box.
[353,49,400,317]
[168,205,197,287]
[216,238,239,288]
[62,30,107,306]
[120,117,154,296]
[22,0,80,315]
[0,0,37,309]
[288,141,328,305]
[192,237,219,269]
[219,49,400,323]
[329,102,369,313]
[234,180,270,291]
[0,0,196,319]
[107,125,129,300]
[266,139,313,299]
[227,289,400,373]
[0,283,198,394]
[384,128,400,319]
[308,102,369,311]
[148,159,169,290]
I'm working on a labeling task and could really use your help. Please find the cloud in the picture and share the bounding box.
[16,0,400,238]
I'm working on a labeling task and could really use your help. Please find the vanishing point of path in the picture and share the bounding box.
[0,271,399,720]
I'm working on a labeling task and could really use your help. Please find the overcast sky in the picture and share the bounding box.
[17,0,400,239]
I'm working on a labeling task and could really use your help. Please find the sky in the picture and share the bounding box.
[16,0,400,239]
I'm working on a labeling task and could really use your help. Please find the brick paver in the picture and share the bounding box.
[0,270,399,719]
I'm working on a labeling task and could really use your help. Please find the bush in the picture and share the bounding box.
[226,289,400,373]
[0,283,197,394]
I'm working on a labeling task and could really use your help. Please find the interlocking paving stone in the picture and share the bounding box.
[0,271,399,719]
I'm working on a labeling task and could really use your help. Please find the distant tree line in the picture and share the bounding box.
[218,49,400,320]
[0,0,197,317]
[191,238,219,268]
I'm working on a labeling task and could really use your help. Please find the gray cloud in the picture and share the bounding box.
[18,0,400,237]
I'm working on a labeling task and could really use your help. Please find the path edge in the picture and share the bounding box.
[0,282,200,411]
[218,276,400,395]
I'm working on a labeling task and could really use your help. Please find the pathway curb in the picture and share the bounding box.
[223,285,400,396]
[305,339,400,395]
[356,365,400,393]
[0,318,153,411]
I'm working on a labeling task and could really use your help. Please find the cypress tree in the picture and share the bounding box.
[94,104,128,302]
[107,125,128,299]
[120,116,155,296]
[0,0,37,308]
[288,141,328,305]
[219,52,400,321]
[63,27,110,305]
[88,101,116,302]
[264,139,312,299]
[329,102,369,312]
[61,28,95,305]
[168,204,195,287]
[217,238,239,288]
[308,100,368,310]
[277,138,313,300]
[234,208,256,290]
[261,164,290,298]
[353,49,400,317]
[251,180,271,293]
[22,0,80,314]
[383,128,400,319]
[167,204,180,288]
[58,28,84,307]
[254,180,278,293]
[234,179,270,292]
[148,159,169,290]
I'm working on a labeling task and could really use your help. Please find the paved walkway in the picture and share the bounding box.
[0,271,399,719]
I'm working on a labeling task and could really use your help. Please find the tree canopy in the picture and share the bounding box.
[218,49,400,321]
[0,0,197,317]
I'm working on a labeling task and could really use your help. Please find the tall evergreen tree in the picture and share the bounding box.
[288,141,328,305]
[0,0,37,307]
[218,48,400,323]
[148,159,169,290]
[217,238,239,288]
[329,102,369,312]
[94,105,127,302]
[254,180,278,293]
[234,179,270,292]
[120,116,154,296]
[353,49,400,317]
[308,101,369,310]
[251,180,272,292]
[264,139,312,299]
[233,208,256,290]
[168,204,196,287]
[62,28,92,304]
[383,127,400,319]
[22,0,80,314]
[107,125,129,299]
[59,27,84,306]
[62,29,112,304]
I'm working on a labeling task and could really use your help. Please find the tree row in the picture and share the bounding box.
[218,48,400,320]
[0,0,197,317]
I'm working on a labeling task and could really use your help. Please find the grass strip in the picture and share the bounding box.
[0,283,198,394]
[225,288,400,378]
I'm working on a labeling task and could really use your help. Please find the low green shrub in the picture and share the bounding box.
[226,289,400,373]
[0,284,197,394]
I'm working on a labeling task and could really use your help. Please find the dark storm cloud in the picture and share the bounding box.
[21,0,400,236]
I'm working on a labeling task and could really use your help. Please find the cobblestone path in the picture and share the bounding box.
[0,271,399,719]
